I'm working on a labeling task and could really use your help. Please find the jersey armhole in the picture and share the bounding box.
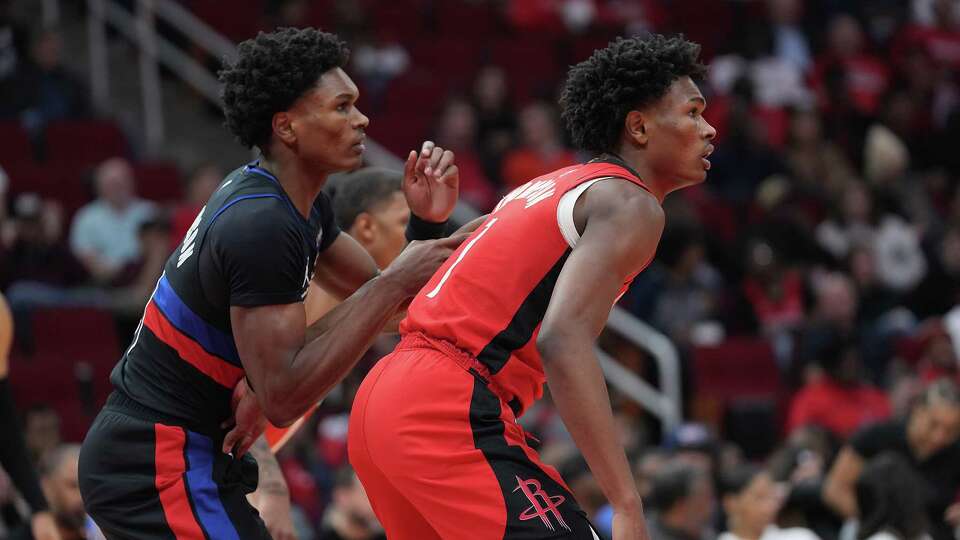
[556,177,615,248]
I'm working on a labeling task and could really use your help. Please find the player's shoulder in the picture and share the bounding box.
[583,176,662,225]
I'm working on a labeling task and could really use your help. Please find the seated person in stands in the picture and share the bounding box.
[69,157,156,286]
[824,379,960,540]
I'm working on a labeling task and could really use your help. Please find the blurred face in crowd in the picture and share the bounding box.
[723,472,784,536]
[828,15,864,57]
[475,66,508,110]
[334,474,381,532]
[816,273,858,325]
[789,110,822,146]
[520,103,562,149]
[438,99,477,150]
[768,0,802,25]
[350,190,409,269]
[43,448,86,531]
[95,158,136,210]
[278,68,370,173]
[25,407,61,461]
[842,182,872,224]
[684,473,716,533]
[187,165,222,206]
[634,76,717,191]
[909,400,960,459]
[32,30,62,71]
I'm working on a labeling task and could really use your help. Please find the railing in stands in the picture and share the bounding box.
[84,0,682,433]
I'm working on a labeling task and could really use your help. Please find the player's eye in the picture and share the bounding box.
[337,103,349,112]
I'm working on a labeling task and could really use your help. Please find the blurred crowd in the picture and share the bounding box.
[1,0,960,539]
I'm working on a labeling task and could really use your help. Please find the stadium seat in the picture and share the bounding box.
[0,121,36,167]
[30,307,121,366]
[134,161,183,203]
[44,120,128,168]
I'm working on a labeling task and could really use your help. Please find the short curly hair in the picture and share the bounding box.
[559,34,706,155]
[219,27,350,150]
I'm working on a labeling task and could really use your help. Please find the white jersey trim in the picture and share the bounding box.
[556,177,617,248]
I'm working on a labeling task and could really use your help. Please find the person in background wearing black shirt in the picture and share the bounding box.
[0,292,60,540]
[824,379,960,540]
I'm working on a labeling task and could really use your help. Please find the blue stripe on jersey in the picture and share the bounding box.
[209,193,285,224]
[184,431,241,540]
[153,275,241,366]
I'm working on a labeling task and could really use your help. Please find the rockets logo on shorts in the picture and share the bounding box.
[514,476,571,532]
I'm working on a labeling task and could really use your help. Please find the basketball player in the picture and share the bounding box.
[348,34,716,540]
[78,28,463,539]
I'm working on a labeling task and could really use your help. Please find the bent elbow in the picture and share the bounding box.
[537,328,576,365]
[260,393,300,428]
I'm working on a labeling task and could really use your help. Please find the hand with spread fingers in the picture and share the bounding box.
[222,377,266,457]
[403,140,459,224]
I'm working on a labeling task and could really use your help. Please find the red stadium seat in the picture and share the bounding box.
[188,0,264,41]
[693,337,781,401]
[4,162,93,218]
[366,110,433,157]
[30,307,121,366]
[0,121,36,167]
[134,161,183,203]
[44,120,128,168]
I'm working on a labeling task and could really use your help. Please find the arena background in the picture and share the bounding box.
[1,0,960,538]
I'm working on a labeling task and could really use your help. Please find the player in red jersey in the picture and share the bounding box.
[348,34,717,540]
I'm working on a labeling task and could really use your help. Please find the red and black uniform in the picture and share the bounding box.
[79,162,340,539]
[349,159,652,540]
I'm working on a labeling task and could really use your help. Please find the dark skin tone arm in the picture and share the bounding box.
[537,178,663,540]
[230,234,463,429]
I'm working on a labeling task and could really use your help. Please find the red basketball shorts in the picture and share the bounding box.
[348,334,601,539]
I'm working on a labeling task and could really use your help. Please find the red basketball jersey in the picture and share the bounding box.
[401,161,654,415]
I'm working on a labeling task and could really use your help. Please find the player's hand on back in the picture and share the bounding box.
[403,140,459,223]
[381,233,467,298]
[221,377,266,457]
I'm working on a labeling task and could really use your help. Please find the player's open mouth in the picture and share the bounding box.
[701,144,714,170]
[353,142,366,154]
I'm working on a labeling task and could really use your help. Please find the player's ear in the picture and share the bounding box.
[272,111,297,146]
[351,213,376,245]
[624,110,648,147]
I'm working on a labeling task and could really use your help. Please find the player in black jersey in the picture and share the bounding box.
[78,28,465,540]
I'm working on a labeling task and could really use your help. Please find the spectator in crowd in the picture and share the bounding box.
[500,101,577,189]
[471,65,516,185]
[783,107,855,206]
[645,461,717,540]
[22,404,61,467]
[787,333,890,439]
[168,163,222,249]
[14,28,87,134]
[9,445,102,540]
[855,452,931,540]
[68,157,157,286]
[0,193,86,292]
[317,466,384,540]
[824,379,960,540]
[719,463,819,540]
[813,14,890,117]
[433,97,497,211]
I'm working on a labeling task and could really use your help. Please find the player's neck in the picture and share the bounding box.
[609,146,666,204]
[258,155,327,219]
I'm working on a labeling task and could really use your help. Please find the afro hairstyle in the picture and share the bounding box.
[219,27,350,150]
[559,34,706,155]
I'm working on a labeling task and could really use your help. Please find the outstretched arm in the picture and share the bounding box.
[537,179,663,540]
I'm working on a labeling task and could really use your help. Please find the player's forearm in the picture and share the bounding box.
[539,334,644,513]
[274,274,406,424]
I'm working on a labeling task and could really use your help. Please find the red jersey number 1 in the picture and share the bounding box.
[425,217,499,299]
